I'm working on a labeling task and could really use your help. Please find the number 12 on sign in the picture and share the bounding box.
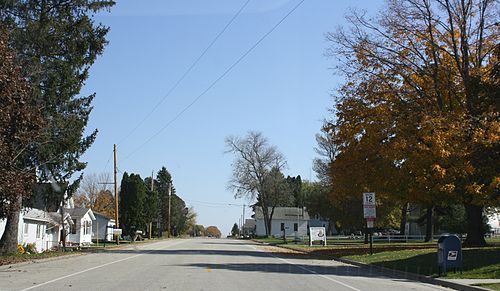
[363,192,376,206]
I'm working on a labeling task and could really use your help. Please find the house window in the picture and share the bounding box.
[294,223,298,232]
[83,221,91,235]
[280,223,285,231]
[71,219,77,234]
[36,224,42,238]
[24,223,29,235]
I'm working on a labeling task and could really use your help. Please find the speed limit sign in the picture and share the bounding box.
[363,192,376,219]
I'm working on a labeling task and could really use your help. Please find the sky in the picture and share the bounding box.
[79,0,384,236]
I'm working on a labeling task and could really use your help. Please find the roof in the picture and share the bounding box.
[254,207,310,220]
[47,212,74,226]
[243,219,256,228]
[64,208,96,220]
[93,212,112,220]
[23,208,50,223]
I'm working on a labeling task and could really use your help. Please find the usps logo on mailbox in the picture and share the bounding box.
[447,251,458,261]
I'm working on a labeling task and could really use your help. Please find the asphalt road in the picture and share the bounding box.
[0,238,451,291]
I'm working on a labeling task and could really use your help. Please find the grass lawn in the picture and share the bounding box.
[342,247,500,279]
[0,251,80,266]
[473,283,500,291]
[256,236,500,279]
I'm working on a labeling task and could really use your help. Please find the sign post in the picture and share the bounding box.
[363,192,376,255]
[309,227,326,246]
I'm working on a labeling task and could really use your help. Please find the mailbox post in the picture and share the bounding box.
[437,235,462,276]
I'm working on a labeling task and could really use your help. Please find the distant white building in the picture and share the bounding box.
[488,211,500,235]
[65,208,95,246]
[92,212,115,242]
[254,207,310,238]
[242,219,256,237]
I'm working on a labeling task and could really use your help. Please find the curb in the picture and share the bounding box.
[260,243,490,291]
[332,256,491,291]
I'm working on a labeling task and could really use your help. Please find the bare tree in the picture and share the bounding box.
[74,173,111,209]
[225,131,286,236]
[313,123,340,186]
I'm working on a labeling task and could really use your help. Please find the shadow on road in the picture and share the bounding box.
[201,241,257,246]
[101,248,297,259]
[180,262,414,281]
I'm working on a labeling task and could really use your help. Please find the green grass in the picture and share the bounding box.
[253,237,436,248]
[486,237,500,244]
[342,247,500,279]
[473,283,500,291]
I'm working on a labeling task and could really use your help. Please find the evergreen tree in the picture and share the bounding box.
[119,173,146,237]
[0,0,114,253]
[156,166,172,235]
[144,188,158,236]
[231,223,240,237]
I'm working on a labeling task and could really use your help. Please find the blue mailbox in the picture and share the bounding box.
[437,235,462,275]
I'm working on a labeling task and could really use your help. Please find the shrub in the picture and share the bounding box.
[23,243,37,254]
[17,244,25,254]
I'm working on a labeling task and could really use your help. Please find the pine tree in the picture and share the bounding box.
[0,0,115,253]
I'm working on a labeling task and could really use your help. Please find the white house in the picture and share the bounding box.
[488,212,500,235]
[19,209,50,253]
[65,208,95,246]
[254,207,310,238]
[242,219,256,237]
[0,208,73,253]
[92,212,115,242]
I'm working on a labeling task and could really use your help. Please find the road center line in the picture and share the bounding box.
[20,240,186,291]
[249,245,361,291]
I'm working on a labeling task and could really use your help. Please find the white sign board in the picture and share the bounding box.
[363,192,376,219]
[309,227,326,246]
[363,207,376,218]
[363,192,376,206]
[113,229,122,235]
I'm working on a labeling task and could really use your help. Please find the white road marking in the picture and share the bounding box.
[249,245,361,291]
[20,240,186,291]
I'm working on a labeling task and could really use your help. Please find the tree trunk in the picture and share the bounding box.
[261,205,270,237]
[463,203,486,247]
[0,196,22,255]
[400,203,408,235]
[60,204,67,251]
[424,206,434,242]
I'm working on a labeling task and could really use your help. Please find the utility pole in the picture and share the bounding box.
[114,144,119,244]
[150,171,154,240]
[167,183,172,238]
[242,204,245,237]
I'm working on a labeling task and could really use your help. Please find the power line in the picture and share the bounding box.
[123,0,306,160]
[183,198,251,208]
[100,150,113,174]
[117,0,251,146]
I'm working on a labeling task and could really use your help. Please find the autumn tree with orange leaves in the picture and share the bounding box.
[74,173,115,217]
[325,0,499,246]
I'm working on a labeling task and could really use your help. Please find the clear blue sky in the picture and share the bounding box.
[80,0,383,236]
